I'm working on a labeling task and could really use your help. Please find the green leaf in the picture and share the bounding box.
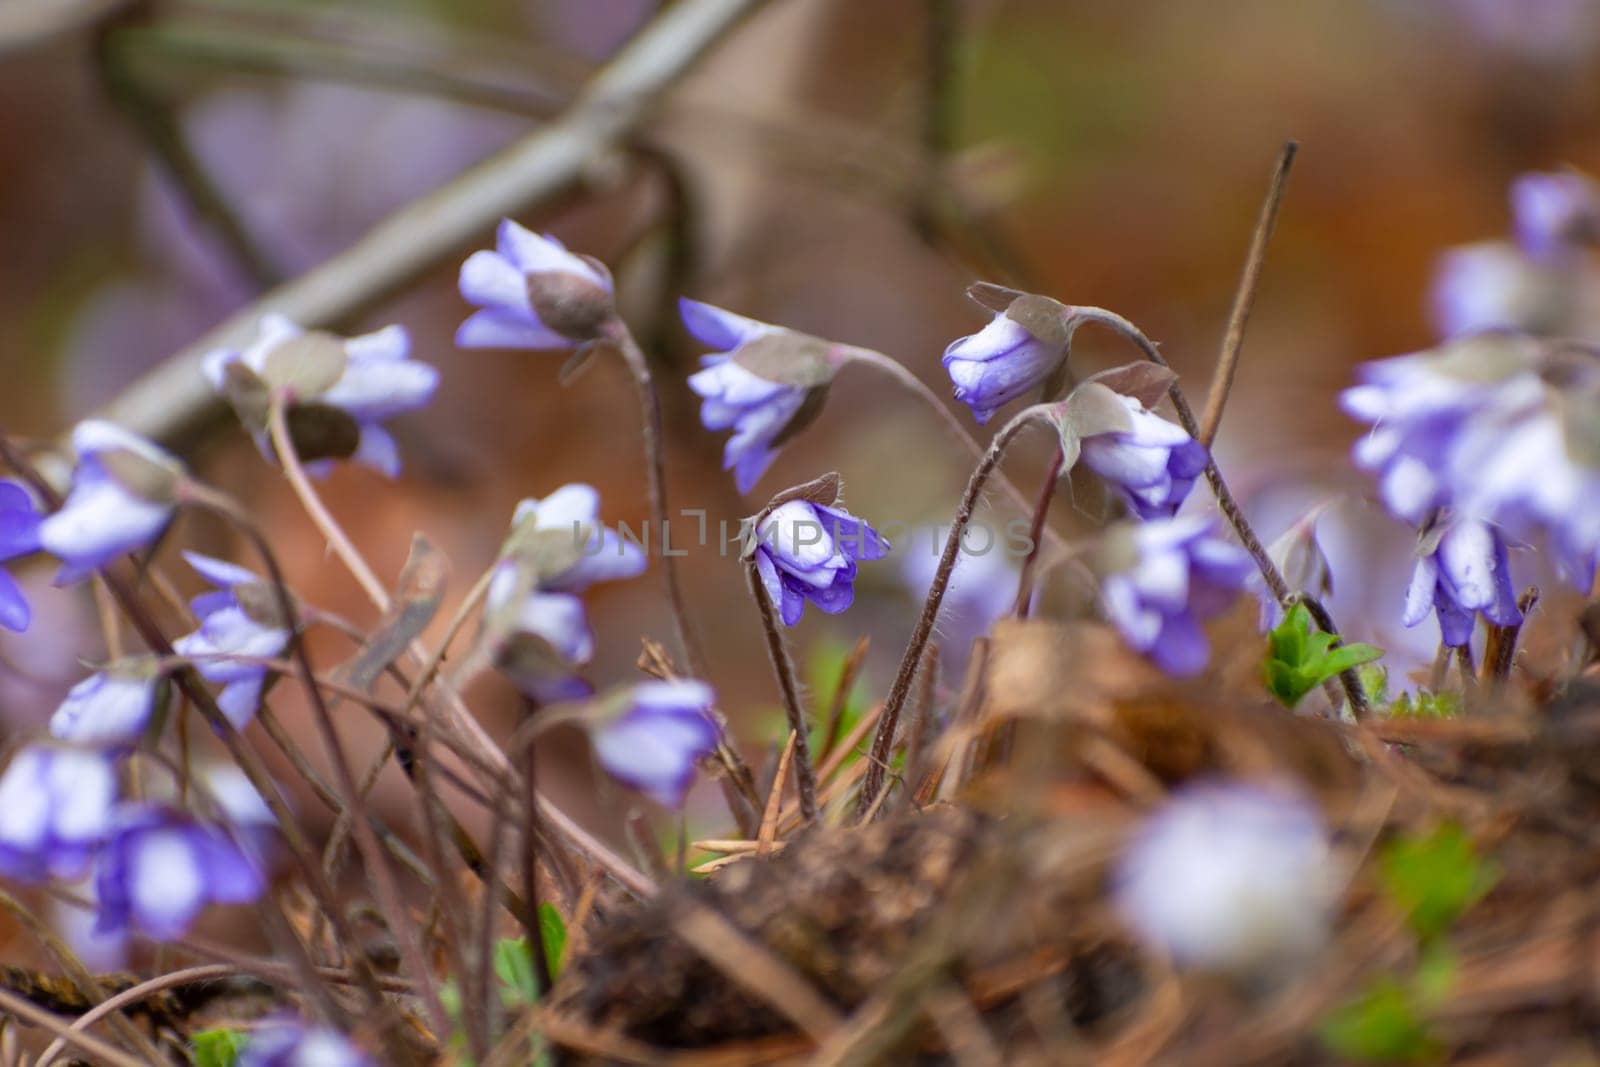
[1264,603,1383,707]
[1390,689,1462,720]
[1360,664,1391,709]
[1413,943,1458,1007]
[538,902,567,980]
[494,938,540,1005]
[1319,976,1438,1063]
[1380,824,1498,942]
[191,1028,248,1067]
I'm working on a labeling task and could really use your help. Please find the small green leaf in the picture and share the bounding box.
[494,937,540,1004]
[1359,664,1391,709]
[1413,943,1458,1007]
[1264,603,1383,707]
[191,1028,248,1067]
[1319,977,1438,1063]
[1380,824,1498,942]
[538,902,567,980]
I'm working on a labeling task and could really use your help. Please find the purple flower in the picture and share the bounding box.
[94,805,263,940]
[589,680,718,807]
[899,530,1018,659]
[49,667,160,748]
[1403,517,1522,647]
[172,552,289,728]
[1114,780,1334,973]
[203,314,438,478]
[509,483,646,592]
[1511,171,1600,258]
[1427,243,1544,340]
[484,563,595,704]
[0,480,41,632]
[943,310,1068,425]
[1097,517,1253,676]
[456,220,614,349]
[239,1021,373,1067]
[1078,394,1208,519]
[39,421,180,584]
[683,299,835,494]
[0,746,117,883]
[752,500,889,626]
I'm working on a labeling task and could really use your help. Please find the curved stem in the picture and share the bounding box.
[840,346,1064,550]
[603,319,707,679]
[745,560,819,821]
[34,963,234,1067]
[857,405,1049,819]
[1010,441,1062,617]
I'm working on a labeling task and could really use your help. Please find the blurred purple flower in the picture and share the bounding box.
[485,563,595,704]
[239,1021,373,1067]
[39,422,179,584]
[0,746,117,883]
[590,680,718,807]
[509,483,647,592]
[94,806,263,940]
[0,480,42,632]
[753,500,889,626]
[1450,0,1600,63]
[1428,243,1535,339]
[683,299,833,494]
[1114,780,1334,973]
[203,315,438,478]
[1511,171,1600,258]
[942,312,1066,424]
[172,552,289,728]
[49,667,160,749]
[1403,516,1522,647]
[457,220,614,349]
[899,530,1018,658]
[1079,394,1209,519]
[1097,517,1253,676]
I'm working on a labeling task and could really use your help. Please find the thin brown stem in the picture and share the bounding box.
[1010,441,1062,617]
[744,559,819,822]
[859,406,1047,819]
[1198,142,1296,449]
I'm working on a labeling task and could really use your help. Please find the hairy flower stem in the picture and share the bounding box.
[1010,441,1062,617]
[603,318,708,680]
[745,560,819,822]
[840,346,1065,551]
[859,406,1049,820]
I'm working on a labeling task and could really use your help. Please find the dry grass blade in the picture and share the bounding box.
[758,732,797,857]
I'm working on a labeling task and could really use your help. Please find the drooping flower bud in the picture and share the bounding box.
[49,661,162,748]
[172,552,290,728]
[456,219,615,349]
[682,298,840,494]
[203,314,438,477]
[1095,516,1252,676]
[587,680,719,808]
[40,421,183,584]
[748,480,889,627]
[943,285,1076,424]
[1402,515,1522,647]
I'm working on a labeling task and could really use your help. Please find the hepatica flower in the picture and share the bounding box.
[0,480,41,632]
[0,745,117,883]
[239,1020,373,1067]
[1114,780,1334,973]
[589,680,718,808]
[456,219,614,349]
[1078,393,1208,519]
[204,314,438,477]
[683,298,838,494]
[1404,516,1522,647]
[752,499,889,626]
[1510,170,1600,258]
[40,420,181,584]
[49,665,160,748]
[94,805,263,940]
[943,291,1074,424]
[506,483,646,592]
[1096,517,1252,676]
[172,552,289,728]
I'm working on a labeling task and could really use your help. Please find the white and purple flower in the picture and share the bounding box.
[94,805,263,940]
[0,745,118,883]
[456,219,614,349]
[1096,516,1253,676]
[49,666,161,748]
[589,680,719,808]
[1113,780,1334,973]
[203,314,438,478]
[239,1020,374,1067]
[943,302,1071,425]
[683,299,835,495]
[1403,517,1523,648]
[39,421,181,584]
[172,552,289,728]
[508,483,647,592]
[1078,394,1208,519]
[752,499,889,626]
[0,480,41,632]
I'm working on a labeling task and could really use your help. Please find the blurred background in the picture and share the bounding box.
[2,0,1599,842]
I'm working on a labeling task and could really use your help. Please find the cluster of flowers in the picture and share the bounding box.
[1346,171,1600,647]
